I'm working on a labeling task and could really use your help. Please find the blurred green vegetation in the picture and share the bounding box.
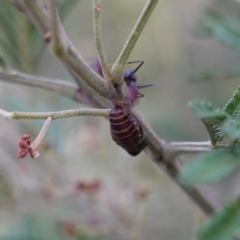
[0,0,77,72]
[1,0,240,239]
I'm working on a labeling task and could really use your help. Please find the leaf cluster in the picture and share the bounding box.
[181,3,240,237]
[181,89,240,240]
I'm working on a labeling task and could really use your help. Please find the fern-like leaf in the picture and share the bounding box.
[223,87,240,118]
[188,101,228,145]
[195,10,240,51]
[202,119,223,145]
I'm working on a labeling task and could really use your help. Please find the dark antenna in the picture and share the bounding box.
[126,61,144,78]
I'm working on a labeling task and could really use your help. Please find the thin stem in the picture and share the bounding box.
[111,0,158,85]
[64,66,111,108]
[21,0,50,34]
[49,0,62,54]
[0,70,80,102]
[165,141,212,158]
[31,116,52,150]
[93,0,111,82]
[3,108,110,120]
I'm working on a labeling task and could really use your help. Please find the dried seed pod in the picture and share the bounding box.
[109,105,147,156]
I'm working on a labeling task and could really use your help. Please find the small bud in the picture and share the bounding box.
[44,31,52,43]
[17,135,39,159]
[135,182,152,201]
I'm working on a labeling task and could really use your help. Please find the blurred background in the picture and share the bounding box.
[0,0,240,239]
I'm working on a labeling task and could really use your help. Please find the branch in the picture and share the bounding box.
[2,108,110,120]
[0,69,80,102]
[31,116,52,150]
[20,0,50,34]
[111,0,158,85]
[165,141,212,158]
[93,0,111,81]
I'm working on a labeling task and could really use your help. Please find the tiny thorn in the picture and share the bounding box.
[95,5,101,12]
[44,31,52,43]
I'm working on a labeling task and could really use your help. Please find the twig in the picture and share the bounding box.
[0,70,80,102]
[111,0,158,85]
[31,116,52,150]
[2,108,110,120]
[165,141,212,158]
[21,0,50,35]
[64,66,111,108]
[93,0,111,82]
[49,0,62,54]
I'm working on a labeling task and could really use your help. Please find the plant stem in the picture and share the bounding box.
[21,0,50,34]
[2,108,110,120]
[31,116,52,150]
[93,0,111,82]
[165,141,212,158]
[0,70,80,101]
[111,0,158,85]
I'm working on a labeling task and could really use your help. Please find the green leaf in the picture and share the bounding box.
[188,101,227,145]
[221,119,240,142]
[188,101,228,120]
[179,148,240,186]
[198,198,240,240]
[223,87,240,118]
[195,10,240,51]
[202,119,223,145]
